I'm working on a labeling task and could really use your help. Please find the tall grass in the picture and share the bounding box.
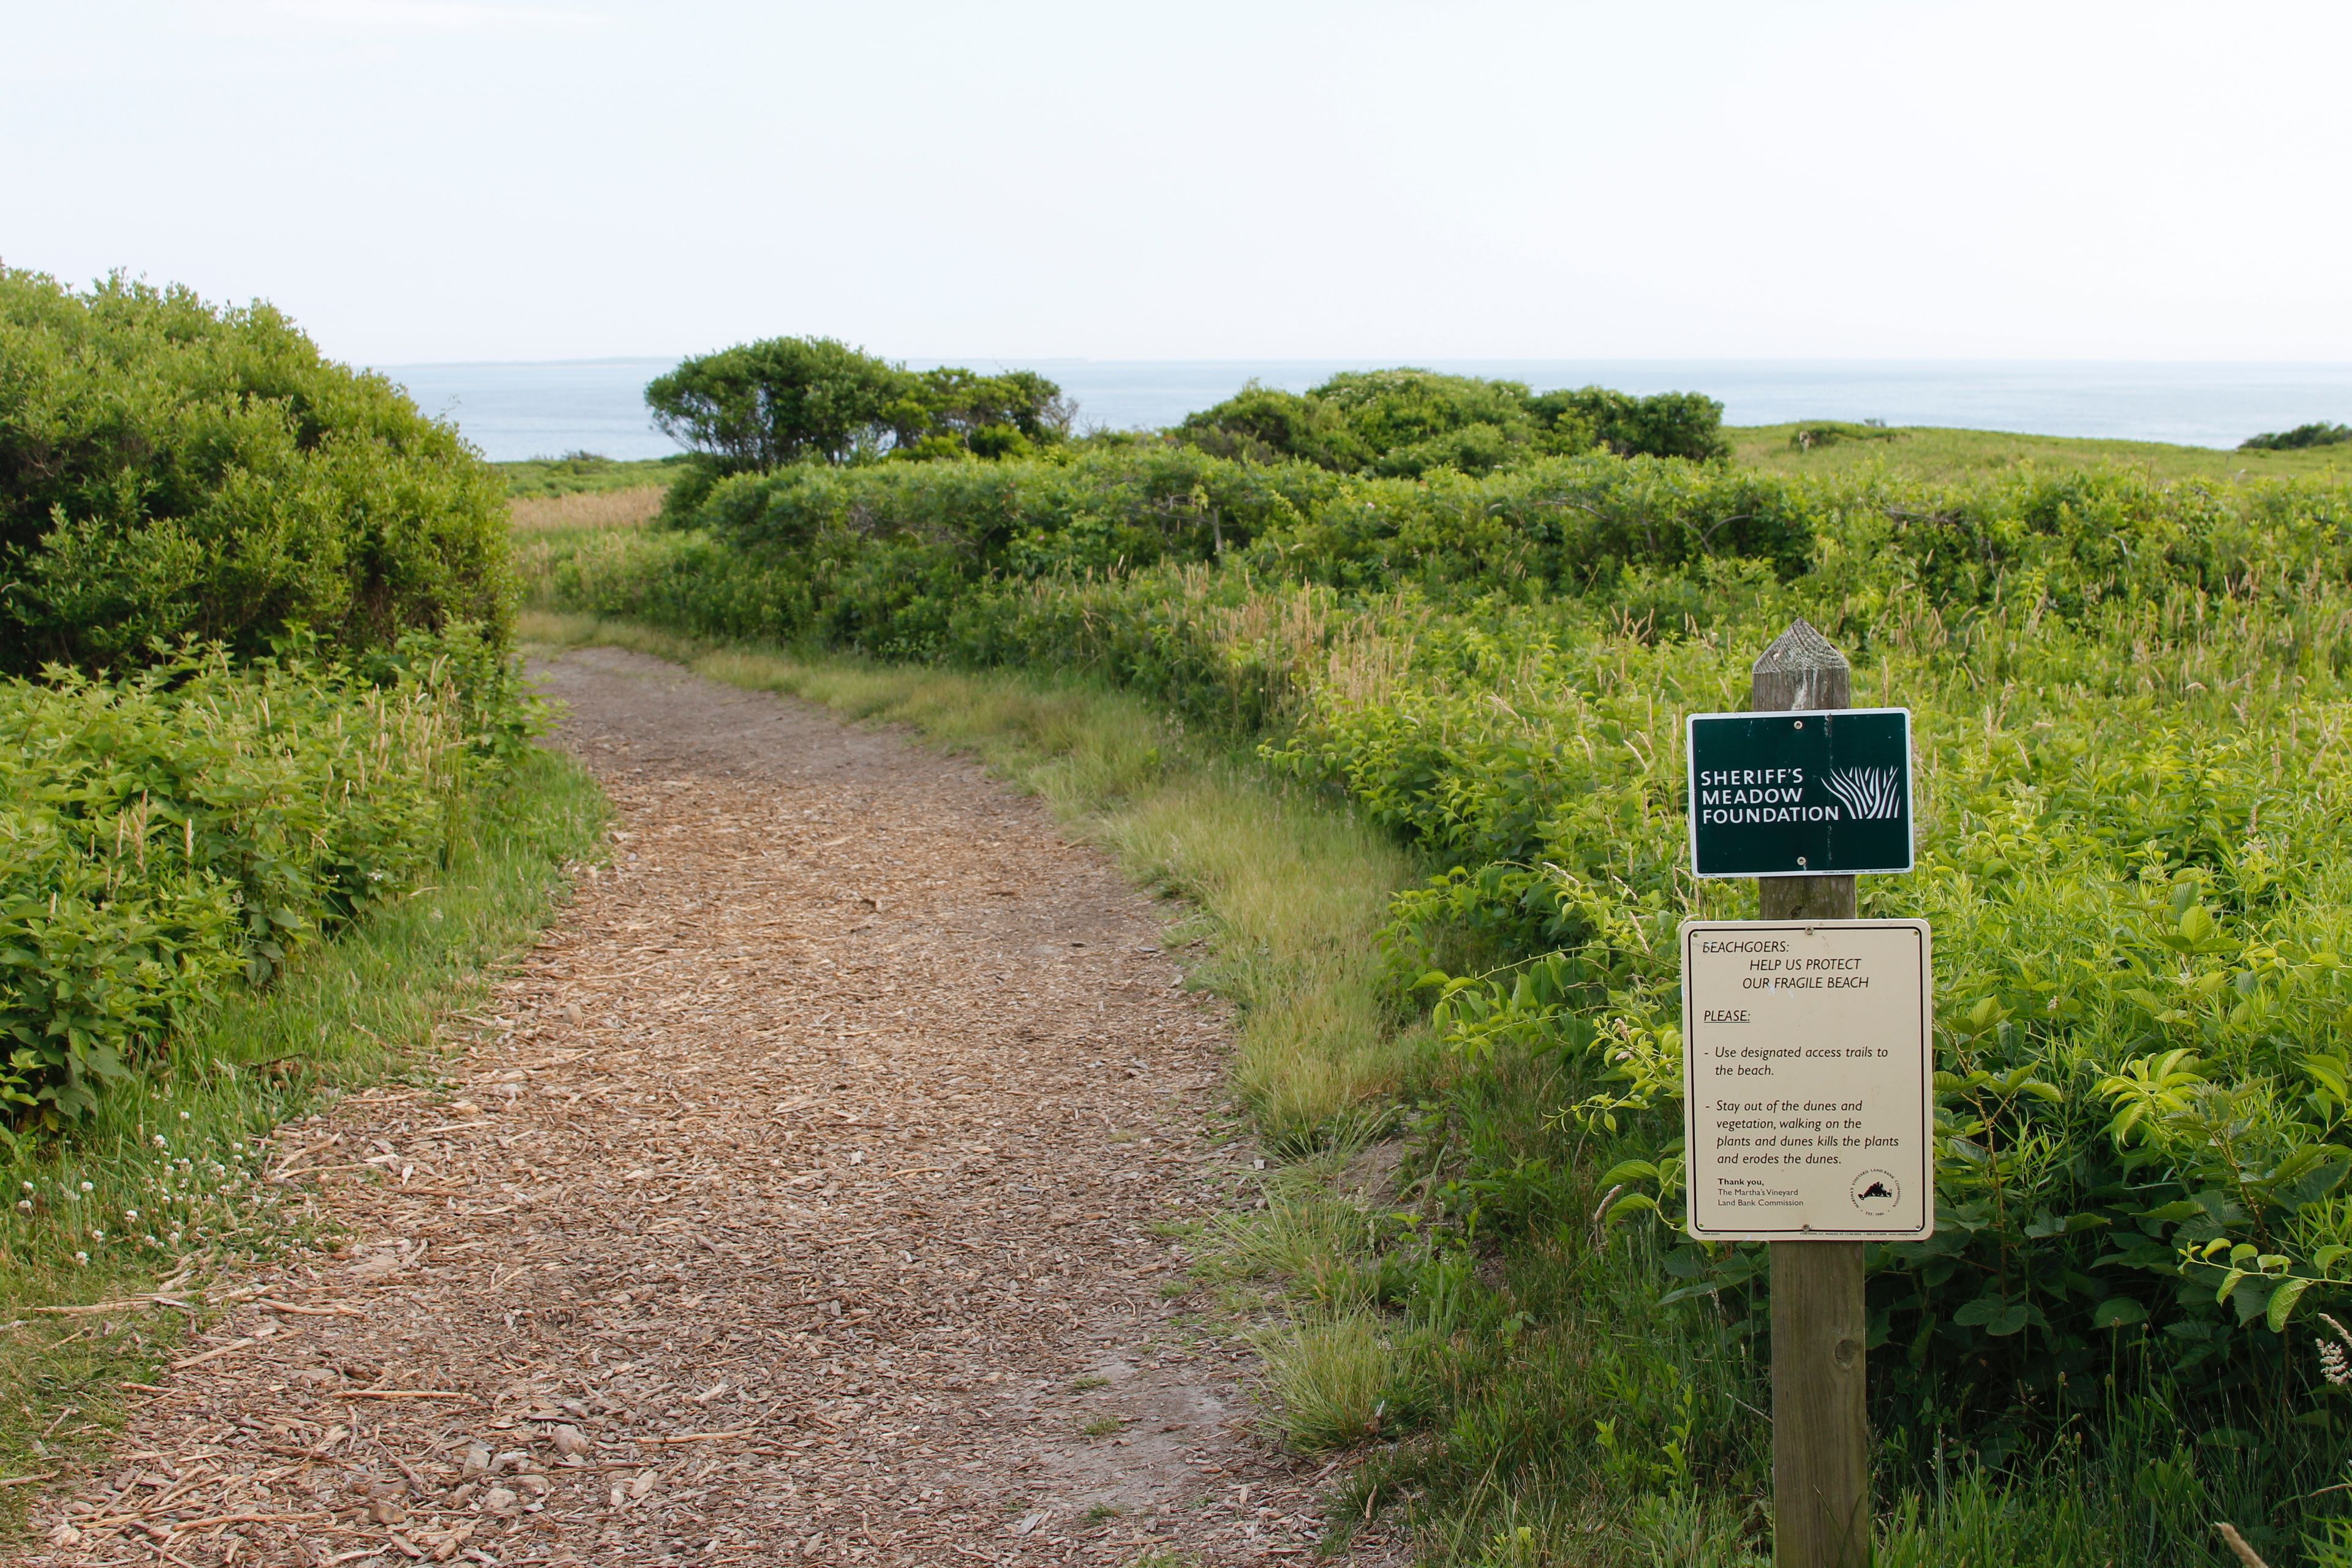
[508,484,666,535]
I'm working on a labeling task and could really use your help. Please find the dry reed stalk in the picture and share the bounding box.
[508,486,666,535]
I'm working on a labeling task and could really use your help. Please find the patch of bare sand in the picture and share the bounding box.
[29,648,1401,1567]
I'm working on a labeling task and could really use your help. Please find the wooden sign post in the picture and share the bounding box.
[1752,620,1868,1568]
[1678,619,1935,1568]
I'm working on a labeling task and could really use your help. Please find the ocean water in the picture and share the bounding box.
[374,357,2352,464]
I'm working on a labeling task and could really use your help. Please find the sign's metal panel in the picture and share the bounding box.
[1686,707,1914,878]
[1681,919,1934,1242]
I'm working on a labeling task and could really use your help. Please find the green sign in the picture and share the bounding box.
[1686,707,1913,878]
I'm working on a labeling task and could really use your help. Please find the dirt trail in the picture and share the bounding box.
[31,647,1379,1567]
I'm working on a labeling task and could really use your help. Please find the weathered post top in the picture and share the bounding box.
[1747,620,1857,922]
[1751,617,1850,713]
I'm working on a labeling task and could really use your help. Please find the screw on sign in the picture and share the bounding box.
[1683,618,1931,1568]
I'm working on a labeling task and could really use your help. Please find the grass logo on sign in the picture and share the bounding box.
[1685,707,1913,877]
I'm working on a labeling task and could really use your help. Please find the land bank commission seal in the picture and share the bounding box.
[1849,1168,1899,1215]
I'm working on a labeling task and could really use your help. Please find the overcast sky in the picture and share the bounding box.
[6,0,2348,366]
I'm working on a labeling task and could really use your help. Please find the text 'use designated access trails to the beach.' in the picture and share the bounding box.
[27,647,1391,1568]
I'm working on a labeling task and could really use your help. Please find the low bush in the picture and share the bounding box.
[1535,385,1731,462]
[0,269,513,676]
[2241,422,2352,453]
[0,631,532,1129]
[1177,369,1728,475]
[642,448,2351,667]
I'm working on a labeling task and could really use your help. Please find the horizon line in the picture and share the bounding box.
[370,354,2352,371]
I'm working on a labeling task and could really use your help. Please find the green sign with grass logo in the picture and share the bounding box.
[1686,707,1913,878]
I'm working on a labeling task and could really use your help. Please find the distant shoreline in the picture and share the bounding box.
[377,358,2352,461]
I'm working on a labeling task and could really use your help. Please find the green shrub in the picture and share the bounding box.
[654,445,1816,634]
[1180,368,1564,478]
[645,336,914,469]
[0,269,513,676]
[643,337,1070,474]
[891,365,1072,458]
[1176,369,1728,475]
[1532,385,1730,462]
[701,443,1328,562]
[2241,421,2352,452]
[1172,380,1372,470]
[0,631,530,1129]
[650,448,2328,646]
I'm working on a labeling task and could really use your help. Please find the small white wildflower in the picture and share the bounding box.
[92,1229,105,1241]
[19,1182,30,1193]
[80,1180,93,1193]
[153,1134,167,1148]
[2322,1315,2352,1387]
[178,1110,190,1120]
[124,1209,140,1221]
[73,1251,88,1264]
[143,1234,157,1246]
[15,1201,28,1214]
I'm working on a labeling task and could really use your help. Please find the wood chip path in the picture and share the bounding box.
[29,647,1398,1568]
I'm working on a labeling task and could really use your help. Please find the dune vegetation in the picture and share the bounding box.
[0,271,598,1499]
[514,353,2352,1564]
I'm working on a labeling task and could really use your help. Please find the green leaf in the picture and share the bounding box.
[1604,1192,1659,1227]
[2267,1276,2315,1332]
[2275,1151,2351,1212]
[2092,1297,2149,1330]
[1951,1295,2004,1328]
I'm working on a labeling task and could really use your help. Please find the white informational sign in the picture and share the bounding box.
[1681,919,1934,1242]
